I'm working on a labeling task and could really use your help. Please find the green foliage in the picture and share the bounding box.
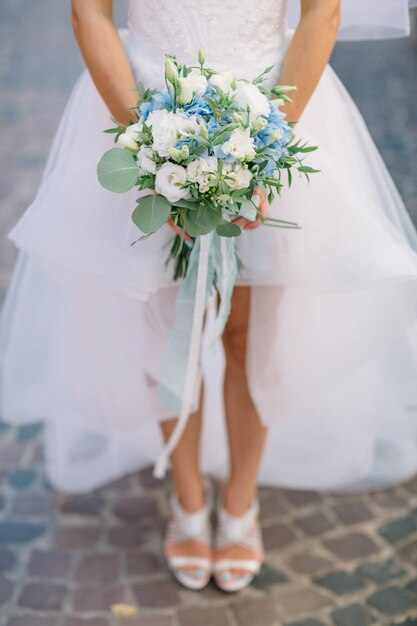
[132,194,171,233]
[97,148,139,193]
[216,221,242,237]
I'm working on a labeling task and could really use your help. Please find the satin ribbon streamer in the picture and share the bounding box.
[153,232,238,479]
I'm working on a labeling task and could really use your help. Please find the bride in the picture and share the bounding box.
[1,0,417,592]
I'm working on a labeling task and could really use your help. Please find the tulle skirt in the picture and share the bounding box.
[1,32,417,493]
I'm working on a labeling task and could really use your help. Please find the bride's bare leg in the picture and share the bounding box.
[218,286,268,574]
[159,389,210,574]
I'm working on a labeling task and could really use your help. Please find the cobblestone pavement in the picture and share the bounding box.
[1,2,417,625]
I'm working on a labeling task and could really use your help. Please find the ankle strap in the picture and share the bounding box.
[217,489,260,543]
[169,477,213,538]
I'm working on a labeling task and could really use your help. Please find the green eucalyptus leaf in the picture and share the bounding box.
[97,148,139,193]
[132,194,171,233]
[185,205,221,237]
[216,221,242,237]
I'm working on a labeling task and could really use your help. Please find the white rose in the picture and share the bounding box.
[178,69,208,105]
[118,123,142,150]
[225,164,253,190]
[234,81,270,122]
[175,113,201,138]
[155,162,190,203]
[209,69,236,94]
[137,145,156,174]
[186,156,218,183]
[221,128,256,161]
[147,109,178,157]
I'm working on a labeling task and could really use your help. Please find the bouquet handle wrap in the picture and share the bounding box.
[153,233,238,479]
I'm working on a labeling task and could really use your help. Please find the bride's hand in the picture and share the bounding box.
[167,216,193,242]
[232,187,270,231]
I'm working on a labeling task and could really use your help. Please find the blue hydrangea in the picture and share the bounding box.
[139,89,172,119]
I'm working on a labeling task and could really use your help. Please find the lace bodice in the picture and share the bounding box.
[126,0,291,89]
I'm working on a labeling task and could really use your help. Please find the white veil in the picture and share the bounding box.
[287,0,417,40]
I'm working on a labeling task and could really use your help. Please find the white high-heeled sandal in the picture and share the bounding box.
[213,486,264,592]
[163,475,214,590]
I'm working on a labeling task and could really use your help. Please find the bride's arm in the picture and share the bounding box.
[71,0,138,125]
[278,0,341,122]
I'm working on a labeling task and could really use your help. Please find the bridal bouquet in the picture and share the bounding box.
[97,50,318,279]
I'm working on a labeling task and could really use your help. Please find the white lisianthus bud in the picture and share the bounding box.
[199,121,209,141]
[168,147,183,162]
[198,48,205,66]
[270,128,282,142]
[177,69,208,105]
[118,123,141,150]
[137,145,156,173]
[180,145,190,159]
[165,57,178,84]
[155,162,190,203]
[270,98,285,108]
[252,117,268,132]
[232,112,245,125]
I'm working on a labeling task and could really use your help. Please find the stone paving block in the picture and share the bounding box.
[54,525,100,549]
[262,523,297,551]
[371,490,407,510]
[18,582,67,611]
[137,465,169,488]
[403,476,417,495]
[132,579,180,609]
[396,620,417,626]
[398,538,417,566]
[114,617,173,626]
[286,621,326,626]
[0,521,46,543]
[331,603,376,626]
[71,584,126,612]
[0,548,15,572]
[378,514,417,544]
[127,551,163,576]
[332,500,375,525]
[64,619,109,626]
[404,578,417,595]
[251,562,289,590]
[75,553,121,582]
[232,598,277,626]
[113,495,159,520]
[260,494,287,519]
[0,575,13,604]
[9,469,36,489]
[274,587,333,619]
[12,492,55,515]
[7,618,58,626]
[324,533,379,560]
[295,513,335,536]
[355,558,406,584]
[367,585,416,615]
[27,549,71,578]
[284,491,322,508]
[107,525,149,549]
[17,423,43,441]
[0,494,5,511]
[285,551,333,576]
[115,615,172,626]
[61,493,104,516]
[178,606,232,626]
[314,571,366,595]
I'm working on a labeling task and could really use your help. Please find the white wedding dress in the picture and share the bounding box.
[1,0,417,493]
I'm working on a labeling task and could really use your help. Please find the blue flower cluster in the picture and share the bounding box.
[253,105,293,174]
